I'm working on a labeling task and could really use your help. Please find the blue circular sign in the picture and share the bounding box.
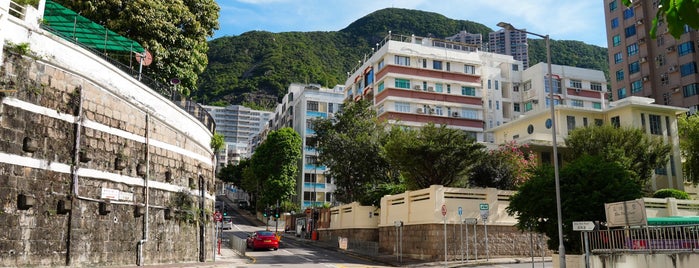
[458,207,463,215]
[545,118,552,129]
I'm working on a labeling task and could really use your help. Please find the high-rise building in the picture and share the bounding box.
[271,83,345,209]
[489,29,530,69]
[604,0,699,114]
[445,31,483,51]
[202,105,273,169]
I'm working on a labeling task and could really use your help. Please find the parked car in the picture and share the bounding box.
[221,216,233,230]
[246,231,279,251]
[237,200,249,209]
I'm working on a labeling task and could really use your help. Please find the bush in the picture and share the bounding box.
[653,188,690,200]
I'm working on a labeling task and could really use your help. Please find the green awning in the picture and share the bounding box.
[647,216,699,226]
[42,0,145,53]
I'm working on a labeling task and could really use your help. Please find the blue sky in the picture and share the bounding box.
[214,0,609,48]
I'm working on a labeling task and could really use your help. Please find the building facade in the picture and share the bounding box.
[604,0,699,114]
[272,83,345,209]
[445,30,483,50]
[202,105,272,169]
[490,96,687,191]
[489,29,530,69]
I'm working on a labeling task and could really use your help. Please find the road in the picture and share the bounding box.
[217,196,390,268]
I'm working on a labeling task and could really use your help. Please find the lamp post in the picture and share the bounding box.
[497,22,565,268]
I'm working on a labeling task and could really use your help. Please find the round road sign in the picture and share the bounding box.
[441,204,447,217]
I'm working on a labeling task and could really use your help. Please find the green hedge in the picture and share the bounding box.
[652,188,691,200]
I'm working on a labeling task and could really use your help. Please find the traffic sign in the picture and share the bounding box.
[214,211,222,222]
[480,203,489,210]
[573,221,596,231]
[458,207,463,216]
[441,204,447,217]
[463,218,477,225]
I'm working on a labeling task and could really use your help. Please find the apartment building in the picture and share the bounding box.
[489,29,530,69]
[490,96,687,191]
[604,0,699,114]
[202,105,273,169]
[445,31,483,50]
[271,83,345,209]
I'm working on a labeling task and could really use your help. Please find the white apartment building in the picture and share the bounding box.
[489,29,530,69]
[203,105,273,169]
[272,83,345,209]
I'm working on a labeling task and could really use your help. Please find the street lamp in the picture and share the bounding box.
[497,22,565,268]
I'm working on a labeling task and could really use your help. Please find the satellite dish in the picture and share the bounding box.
[170,78,181,85]
[135,50,153,66]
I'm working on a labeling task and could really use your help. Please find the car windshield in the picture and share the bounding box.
[257,231,274,237]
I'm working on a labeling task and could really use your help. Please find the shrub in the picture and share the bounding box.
[653,188,691,200]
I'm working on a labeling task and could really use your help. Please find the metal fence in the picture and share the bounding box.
[587,224,699,254]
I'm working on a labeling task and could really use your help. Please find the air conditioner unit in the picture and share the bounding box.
[637,19,644,25]
[451,112,460,117]
[413,85,421,90]
[427,86,434,92]
[575,88,581,93]
[667,46,675,52]
[669,65,677,72]
[640,57,647,63]
[642,76,649,81]
[416,108,424,114]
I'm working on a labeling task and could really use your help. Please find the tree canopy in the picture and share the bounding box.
[564,125,671,190]
[313,100,402,206]
[384,123,485,189]
[507,155,642,254]
[469,140,537,190]
[54,0,220,95]
[623,0,699,39]
[679,114,699,184]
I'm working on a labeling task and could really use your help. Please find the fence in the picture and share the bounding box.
[587,224,699,254]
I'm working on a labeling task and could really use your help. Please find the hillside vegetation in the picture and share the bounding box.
[196,8,608,108]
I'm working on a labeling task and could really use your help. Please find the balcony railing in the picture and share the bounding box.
[588,224,699,254]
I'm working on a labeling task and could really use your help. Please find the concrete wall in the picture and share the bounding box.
[554,254,699,268]
[1,2,216,267]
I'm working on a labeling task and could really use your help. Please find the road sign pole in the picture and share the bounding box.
[584,232,590,268]
[465,220,470,262]
[444,214,447,266]
[460,214,463,264]
[484,220,489,261]
[474,222,478,261]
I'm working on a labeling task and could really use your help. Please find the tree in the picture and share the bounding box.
[218,158,248,187]
[313,100,401,206]
[623,0,699,39]
[210,132,225,153]
[470,140,537,190]
[248,128,302,210]
[55,0,219,95]
[564,125,671,190]
[679,114,699,184]
[384,123,485,189]
[507,155,642,254]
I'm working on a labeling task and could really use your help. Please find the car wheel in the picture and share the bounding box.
[274,247,278,251]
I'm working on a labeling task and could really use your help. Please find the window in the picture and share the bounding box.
[627,43,639,56]
[377,60,385,71]
[609,0,617,11]
[570,79,582,88]
[611,116,621,128]
[423,81,428,91]
[461,86,476,96]
[616,69,625,81]
[591,82,603,91]
[433,60,443,70]
[680,62,697,77]
[649,114,662,135]
[629,61,640,74]
[624,25,636,37]
[435,83,443,93]
[422,59,427,68]
[307,101,319,111]
[617,87,627,99]
[544,76,562,93]
[611,17,619,29]
[395,78,410,89]
[641,113,646,132]
[435,106,443,116]
[666,116,671,136]
[514,103,521,112]
[465,65,475,74]
[488,100,492,109]
[545,98,561,108]
[512,64,519,71]
[446,62,450,71]
[593,102,602,109]
[623,8,634,19]
[571,99,583,107]
[395,102,411,113]
[613,35,621,47]
[462,109,479,119]
[447,84,451,94]
[495,80,499,90]
[583,117,588,127]
[566,116,576,131]
[614,52,623,63]
[679,41,695,56]
[683,83,698,97]
[377,81,385,93]
[487,80,492,89]
[394,55,410,66]
[631,80,643,93]
[595,119,604,126]
[524,102,533,112]
[496,101,500,110]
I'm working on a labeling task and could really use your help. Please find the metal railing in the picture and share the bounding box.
[587,225,699,254]
[39,24,216,133]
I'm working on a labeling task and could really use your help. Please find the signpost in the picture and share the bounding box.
[463,218,477,262]
[573,221,597,268]
[458,207,463,263]
[442,204,447,266]
[479,203,490,261]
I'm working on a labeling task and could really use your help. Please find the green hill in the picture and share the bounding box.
[196,8,608,108]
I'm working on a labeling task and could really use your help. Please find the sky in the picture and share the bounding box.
[214,0,609,48]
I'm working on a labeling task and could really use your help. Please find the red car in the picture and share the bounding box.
[246,231,279,251]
